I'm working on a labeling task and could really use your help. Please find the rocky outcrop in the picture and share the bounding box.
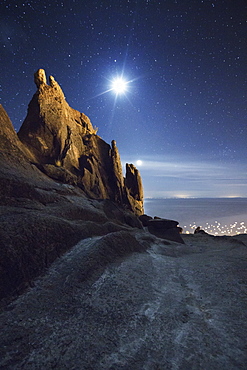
[0,101,143,302]
[18,69,144,215]
[139,214,153,227]
[0,104,34,164]
[139,212,184,244]
[194,226,208,235]
[0,104,57,201]
[125,163,144,216]
[147,218,184,243]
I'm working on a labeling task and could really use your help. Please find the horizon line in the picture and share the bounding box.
[144,196,247,200]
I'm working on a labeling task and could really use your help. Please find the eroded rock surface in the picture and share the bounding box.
[0,103,142,301]
[125,163,144,216]
[18,69,144,214]
[0,232,246,369]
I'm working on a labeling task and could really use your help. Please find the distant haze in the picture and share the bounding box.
[144,198,247,235]
[123,154,246,198]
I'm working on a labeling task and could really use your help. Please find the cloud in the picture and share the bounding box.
[122,154,247,198]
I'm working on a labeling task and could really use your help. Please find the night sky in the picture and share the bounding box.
[1,0,246,198]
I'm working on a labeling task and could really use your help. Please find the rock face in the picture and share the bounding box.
[0,103,143,301]
[0,69,144,301]
[18,69,144,215]
[0,104,33,163]
[125,163,144,216]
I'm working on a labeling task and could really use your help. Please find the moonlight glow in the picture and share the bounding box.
[111,77,128,94]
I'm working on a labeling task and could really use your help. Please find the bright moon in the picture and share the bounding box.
[136,160,143,166]
[111,78,127,94]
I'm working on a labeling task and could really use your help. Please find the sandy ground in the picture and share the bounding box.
[0,231,246,369]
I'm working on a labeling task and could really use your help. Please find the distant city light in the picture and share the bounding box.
[184,221,247,235]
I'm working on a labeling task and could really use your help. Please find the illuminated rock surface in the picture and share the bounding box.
[0,102,142,301]
[18,69,143,214]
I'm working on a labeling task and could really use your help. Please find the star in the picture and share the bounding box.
[0,0,246,199]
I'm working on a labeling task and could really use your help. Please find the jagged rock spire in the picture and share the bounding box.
[125,163,144,215]
[18,69,144,215]
[34,68,47,87]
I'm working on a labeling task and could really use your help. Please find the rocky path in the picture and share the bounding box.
[0,233,246,369]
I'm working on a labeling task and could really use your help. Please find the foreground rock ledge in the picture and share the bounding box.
[0,232,246,369]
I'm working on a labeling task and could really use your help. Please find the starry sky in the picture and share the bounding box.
[1,0,246,198]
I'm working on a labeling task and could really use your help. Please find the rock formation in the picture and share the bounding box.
[0,68,144,301]
[139,214,153,227]
[0,103,143,301]
[125,163,144,216]
[147,217,184,243]
[18,69,144,215]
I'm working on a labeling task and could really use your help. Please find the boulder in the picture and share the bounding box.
[147,218,184,243]
[148,218,179,229]
[139,214,153,227]
[194,226,208,235]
